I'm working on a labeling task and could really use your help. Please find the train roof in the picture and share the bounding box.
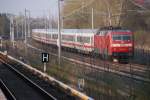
[32,28,131,36]
[32,29,97,34]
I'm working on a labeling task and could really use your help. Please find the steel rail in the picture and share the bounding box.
[0,79,16,100]
[0,58,57,100]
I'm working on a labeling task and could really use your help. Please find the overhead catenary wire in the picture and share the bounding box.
[63,0,95,19]
[128,0,147,10]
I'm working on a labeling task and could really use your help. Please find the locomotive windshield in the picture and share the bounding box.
[113,34,132,41]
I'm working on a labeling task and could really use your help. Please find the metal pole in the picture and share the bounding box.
[21,14,24,39]
[10,17,14,47]
[49,11,52,29]
[44,63,46,72]
[12,18,14,47]
[16,20,18,39]
[28,10,30,37]
[91,8,94,30]
[24,9,27,44]
[58,0,61,66]
[10,17,12,42]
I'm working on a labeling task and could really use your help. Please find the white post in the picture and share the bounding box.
[58,0,61,66]
[44,63,47,72]
[91,8,94,30]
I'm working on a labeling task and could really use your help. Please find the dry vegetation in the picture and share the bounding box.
[62,0,150,47]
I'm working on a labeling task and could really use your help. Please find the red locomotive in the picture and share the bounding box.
[32,27,134,62]
[94,27,134,62]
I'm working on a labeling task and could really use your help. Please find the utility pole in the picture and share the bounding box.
[9,16,12,42]
[21,13,24,39]
[27,11,30,37]
[91,8,94,30]
[58,0,61,66]
[12,18,14,47]
[49,11,52,29]
[16,20,19,39]
[24,9,27,44]
[10,17,14,47]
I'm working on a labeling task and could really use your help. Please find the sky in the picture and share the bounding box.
[0,0,58,17]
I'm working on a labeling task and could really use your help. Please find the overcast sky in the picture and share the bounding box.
[0,0,58,17]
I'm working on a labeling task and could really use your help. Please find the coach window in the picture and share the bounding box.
[69,36,74,41]
[52,34,58,39]
[47,34,51,39]
[77,36,83,43]
[77,37,90,43]
[83,37,90,43]
[62,35,74,41]
[77,36,82,42]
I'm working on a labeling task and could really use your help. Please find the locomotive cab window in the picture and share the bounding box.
[122,35,132,41]
[113,34,132,41]
[112,35,121,40]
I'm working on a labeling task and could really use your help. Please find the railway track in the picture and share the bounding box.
[26,41,150,83]
[30,38,150,72]
[0,58,75,100]
[62,51,150,82]
[0,79,16,100]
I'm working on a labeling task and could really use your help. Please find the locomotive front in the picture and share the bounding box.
[110,30,134,62]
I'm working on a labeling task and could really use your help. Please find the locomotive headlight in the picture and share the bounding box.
[112,43,132,47]
[111,44,120,47]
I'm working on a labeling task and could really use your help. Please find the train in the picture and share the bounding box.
[32,27,134,62]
